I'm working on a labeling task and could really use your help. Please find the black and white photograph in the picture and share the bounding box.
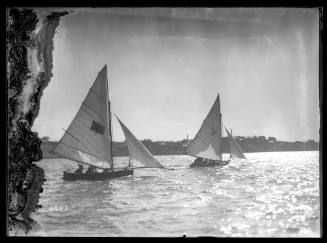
[7,7,321,237]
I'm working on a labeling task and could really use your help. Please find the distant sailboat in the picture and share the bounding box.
[187,94,230,168]
[225,128,246,159]
[50,65,163,180]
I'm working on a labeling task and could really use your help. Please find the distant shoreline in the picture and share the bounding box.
[40,137,319,159]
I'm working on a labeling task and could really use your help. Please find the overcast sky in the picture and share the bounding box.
[32,8,320,142]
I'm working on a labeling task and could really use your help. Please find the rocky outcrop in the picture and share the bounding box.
[7,8,68,235]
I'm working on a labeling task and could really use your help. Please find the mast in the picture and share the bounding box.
[229,128,232,158]
[105,64,114,169]
[230,129,232,158]
[220,113,223,161]
[231,129,233,158]
[109,100,114,169]
[219,94,222,161]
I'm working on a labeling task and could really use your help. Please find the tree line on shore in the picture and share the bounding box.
[40,135,319,159]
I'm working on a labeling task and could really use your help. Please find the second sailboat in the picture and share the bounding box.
[187,94,230,168]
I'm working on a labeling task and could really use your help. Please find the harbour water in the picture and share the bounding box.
[32,151,320,237]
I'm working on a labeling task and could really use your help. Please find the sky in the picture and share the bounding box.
[32,8,320,142]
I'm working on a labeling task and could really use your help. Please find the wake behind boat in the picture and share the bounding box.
[187,94,230,168]
[50,65,163,181]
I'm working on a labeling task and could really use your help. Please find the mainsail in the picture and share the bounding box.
[51,65,113,168]
[187,94,222,161]
[225,128,246,159]
[115,116,163,168]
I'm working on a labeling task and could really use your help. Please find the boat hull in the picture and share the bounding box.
[189,160,230,168]
[63,168,134,181]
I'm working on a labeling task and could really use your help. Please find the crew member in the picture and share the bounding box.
[74,164,83,173]
[86,165,96,174]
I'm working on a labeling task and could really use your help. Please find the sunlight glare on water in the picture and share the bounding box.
[32,151,320,237]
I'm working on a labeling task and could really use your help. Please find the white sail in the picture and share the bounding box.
[187,94,222,161]
[115,116,163,168]
[225,128,246,159]
[51,65,113,168]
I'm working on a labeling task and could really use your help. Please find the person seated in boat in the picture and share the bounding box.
[193,157,202,166]
[74,164,83,174]
[208,160,216,166]
[85,165,96,174]
[102,168,109,174]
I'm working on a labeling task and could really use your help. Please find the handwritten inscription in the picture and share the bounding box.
[48,205,69,212]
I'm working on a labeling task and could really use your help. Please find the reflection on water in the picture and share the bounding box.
[31,151,320,237]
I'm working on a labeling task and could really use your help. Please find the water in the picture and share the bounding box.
[32,151,320,237]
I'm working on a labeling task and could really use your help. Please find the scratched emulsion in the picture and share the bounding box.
[33,151,319,237]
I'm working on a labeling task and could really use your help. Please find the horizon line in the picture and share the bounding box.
[41,136,319,144]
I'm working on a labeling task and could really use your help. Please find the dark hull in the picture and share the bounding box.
[63,168,133,181]
[190,160,230,168]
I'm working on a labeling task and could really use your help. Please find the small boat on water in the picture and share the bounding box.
[225,128,246,159]
[50,65,163,181]
[187,94,231,168]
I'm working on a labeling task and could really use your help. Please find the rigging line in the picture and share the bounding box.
[109,103,114,167]
[107,91,113,169]
[220,115,223,157]
[59,141,109,164]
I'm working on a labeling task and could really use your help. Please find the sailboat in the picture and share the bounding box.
[50,64,163,181]
[187,94,230,168]
[225,128,246,159]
